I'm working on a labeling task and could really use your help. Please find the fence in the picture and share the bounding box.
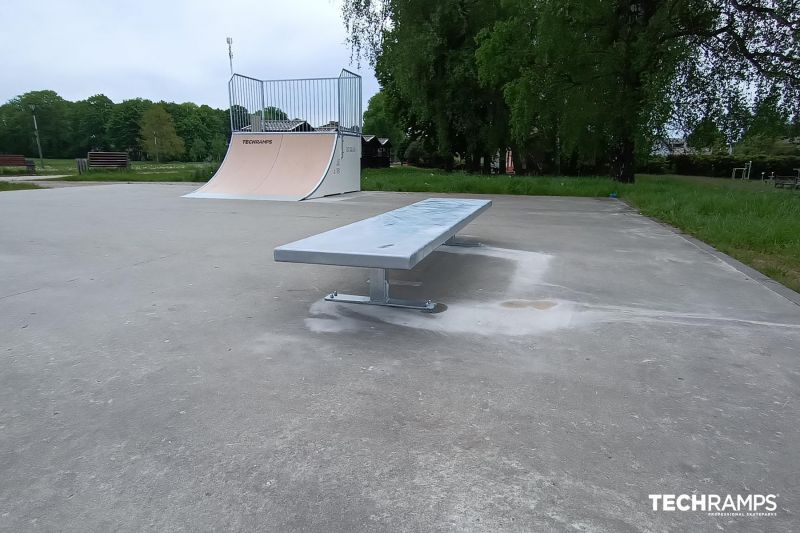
[228,70,362,135]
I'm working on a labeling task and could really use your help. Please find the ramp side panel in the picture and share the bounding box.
[186,133,283,197]
[255,133,337,199]
[306,134,362,199]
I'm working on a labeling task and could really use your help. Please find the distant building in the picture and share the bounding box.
[263,119,315,132]
[653,137,692,156]
[242,117,315,132]
[362,135,392,167]
[316,121,339,131]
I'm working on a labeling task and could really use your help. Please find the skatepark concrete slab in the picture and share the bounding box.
[1,184,798,532]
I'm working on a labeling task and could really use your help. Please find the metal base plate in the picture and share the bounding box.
[443,237,482,247]
[325,292,436,311]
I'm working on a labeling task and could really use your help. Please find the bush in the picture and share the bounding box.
[639,154,800,178]
[403,140,424,165]
[192,163,220,182]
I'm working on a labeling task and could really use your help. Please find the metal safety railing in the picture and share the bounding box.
[228,70,362,135]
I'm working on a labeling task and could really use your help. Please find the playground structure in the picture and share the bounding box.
[731,160,752,180]
[185,70,362,201]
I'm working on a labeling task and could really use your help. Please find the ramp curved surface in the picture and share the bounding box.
[184,132,358,201]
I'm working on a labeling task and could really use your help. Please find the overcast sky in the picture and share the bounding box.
[0,0,379,110]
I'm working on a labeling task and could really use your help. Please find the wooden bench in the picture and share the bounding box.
[274,198,492,310]
[772,168,800,189]
[774,176,799,189]
[0,155,35,173]
[87,152,129,170]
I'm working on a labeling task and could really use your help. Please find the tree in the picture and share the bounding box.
[0,90,72,158]
[229,104,250,131]
[735,92,796,154]
[347,0,506,171]
[209,134,228,161]
[687,117,727,152]
[363,91,405,156]
[263,106,288,121]
[162,102,204,151]
[1,91,233,160]
[108,98,151,156]
[139,105,184,161]
[188,136,208,162]
[197,105,230,145]
[343,0,800,181]
[70,94,114,154]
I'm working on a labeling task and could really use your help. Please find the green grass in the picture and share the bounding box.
[0,181,42,192]
[362,166,621,197]
[363,166,800,292]
[624,175,800,293]
[58,170,210,182]
[0,167,32,176]
[54,160,218,182]
[5,158,214,177]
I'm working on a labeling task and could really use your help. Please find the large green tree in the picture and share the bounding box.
[70,94,114,154]
[0,90,234,160]
[343,0,800,181]
[687,116,728,152]
[477,0,689,180]
[362,91,405,157]
[0,90,72,158]
[349,0,507,171]
[139,105,185,161]
[107,98,151,156]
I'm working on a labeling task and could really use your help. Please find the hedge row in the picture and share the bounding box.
[639,154,800,178]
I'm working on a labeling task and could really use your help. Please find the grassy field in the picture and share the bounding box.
[53,160,217,182]
[35,159,214,176]
[0,158,215,179]
[364,167,800,292]
[0,181,42,192]
[58,169,214,182]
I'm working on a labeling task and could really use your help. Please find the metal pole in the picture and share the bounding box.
[32,115,44,168]
[228,77,235,132]
[260,79,265,129]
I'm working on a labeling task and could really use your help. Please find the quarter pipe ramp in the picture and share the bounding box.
[184,132,360,201]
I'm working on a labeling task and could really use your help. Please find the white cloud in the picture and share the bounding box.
[0,0,379,109]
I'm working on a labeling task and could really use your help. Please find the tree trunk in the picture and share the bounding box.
[614,135,636,183]
[465,153,480,173]
[611,0,644,184]
[554,134,561,176]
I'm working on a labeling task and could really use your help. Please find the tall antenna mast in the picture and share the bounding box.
[226,37,234,76]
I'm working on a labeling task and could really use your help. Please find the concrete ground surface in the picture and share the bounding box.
[1,184,798,532]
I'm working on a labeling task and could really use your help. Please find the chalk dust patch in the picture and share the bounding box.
[303,246,612,336]
[305,297,605,336]
[501,299,557,310]
[303,244,796,336]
